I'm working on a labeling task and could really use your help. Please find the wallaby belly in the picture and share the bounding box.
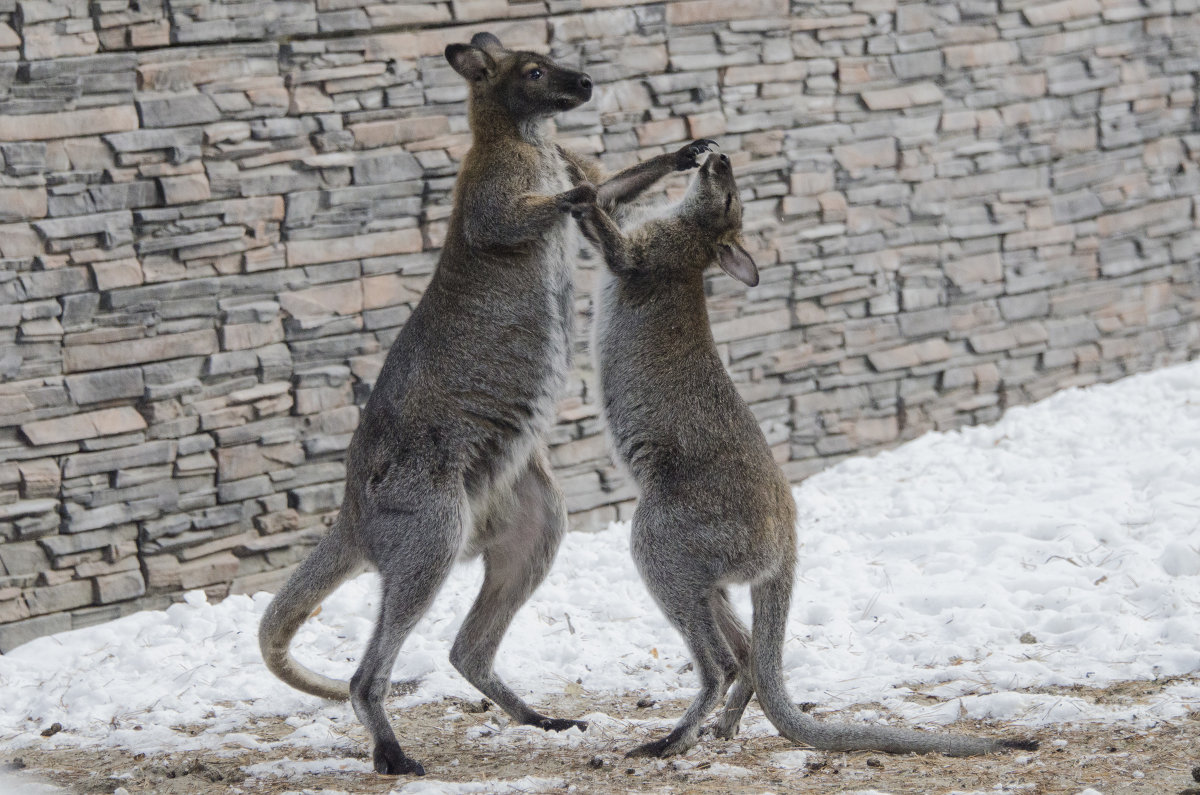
[349,156,577,541]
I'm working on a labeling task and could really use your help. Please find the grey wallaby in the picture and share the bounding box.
[257,32,716,776]
[573,152,1039,758]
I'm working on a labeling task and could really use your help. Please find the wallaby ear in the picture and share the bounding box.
[445,43,496,82]
[718,243,759,287]
[470,32,504,53]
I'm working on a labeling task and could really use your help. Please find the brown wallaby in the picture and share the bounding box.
[573,152,1039,758]
[257,32,715,776]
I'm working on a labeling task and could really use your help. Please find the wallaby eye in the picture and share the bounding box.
[527,67,543,80]
[724,193,733,214]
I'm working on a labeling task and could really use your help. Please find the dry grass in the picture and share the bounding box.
[3,677,1198,795]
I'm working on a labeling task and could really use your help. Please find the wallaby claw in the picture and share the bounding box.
[675,138,718,171]
[557,182,596,211]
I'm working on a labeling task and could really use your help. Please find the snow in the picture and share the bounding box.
[1,361,1199,793]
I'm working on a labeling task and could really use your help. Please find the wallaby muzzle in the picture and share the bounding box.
[702,152,733,181]
[552,67,593,108]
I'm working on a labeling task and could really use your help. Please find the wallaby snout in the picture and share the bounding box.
[547,66,593,109]
[700,151,734,182]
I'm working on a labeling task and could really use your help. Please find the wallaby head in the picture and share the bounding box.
[676,153,759,287]
[445,33,593,130]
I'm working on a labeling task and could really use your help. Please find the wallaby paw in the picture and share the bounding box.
[557,182,596,212]
[674,138,718,171]
[535,716,589,732]
[372,741,425,776]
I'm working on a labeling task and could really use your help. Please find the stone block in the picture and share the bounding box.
[220,319,285,350]
[64,368,145,404]
[62,440,176,478]
[867,338,952,371]
[1023,0,1102,25]
[0,613,71,653]
[137,94,222,127]
[666,0,787,24]
[178,552,239,590]
[0,104,135,141]
[291,482,344,513]
[943,41,1019,69]
[24,579,93,617]
[21,407,147,446]
[0,540,52,575]
[0,187,48,222]
[279,281,363,319]
[351,149,422,185]
[39,526,136,558]
[285,229,422,267]
[833,138,896,174]
[94,570,146,603]
[0,499,58,522]
[635,117,686,147]
[63,330,218,373]
[945,252,1003,286]
[160,174,211,205]
[216,442,304,481]
[350,116,450,149]
[18,461,60,499]
[861,82,944,110]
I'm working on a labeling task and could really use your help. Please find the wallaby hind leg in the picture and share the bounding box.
[628,555,740,757]
[710,588,755,740]
[449,449,585,732]
[350,496,465,776]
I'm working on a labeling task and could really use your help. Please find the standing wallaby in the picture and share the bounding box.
[573,152,1039,758]
[258,32,715,776]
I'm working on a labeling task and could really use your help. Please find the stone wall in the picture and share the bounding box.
[1,0,1199,651]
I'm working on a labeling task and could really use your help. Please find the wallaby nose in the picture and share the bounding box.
[718,153,730,165]
[579,74,593,92]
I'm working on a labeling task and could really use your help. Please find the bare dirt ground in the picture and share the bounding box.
[3,677,1198,795]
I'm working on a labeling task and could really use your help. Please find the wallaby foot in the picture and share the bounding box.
[1000,738,1040,752]
[625,727,696,758]
[530,715,589,732]
[710,715,740,740]
[710,677,753,740]
[373,741,425,776]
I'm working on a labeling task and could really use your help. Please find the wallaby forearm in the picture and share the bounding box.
[595,153,676,210]
[464,185,593,249]
[578,205,636,275]
[561,139,717,212]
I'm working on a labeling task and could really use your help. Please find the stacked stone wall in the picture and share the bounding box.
[1,0,1198,651]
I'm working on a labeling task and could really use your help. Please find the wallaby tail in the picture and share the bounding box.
[258,521,363,700]
[749,568,1037,757]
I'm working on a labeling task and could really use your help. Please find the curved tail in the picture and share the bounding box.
[749,567,1037,757]
[258,522,364,700]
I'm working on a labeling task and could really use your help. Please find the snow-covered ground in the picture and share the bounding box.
[2,360,1199,793]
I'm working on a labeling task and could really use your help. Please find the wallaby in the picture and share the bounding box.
[573,152,1039,758]
[258,32,715,776]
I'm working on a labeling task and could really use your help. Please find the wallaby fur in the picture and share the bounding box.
[258,32,714,777]
[574,153,1039,758]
